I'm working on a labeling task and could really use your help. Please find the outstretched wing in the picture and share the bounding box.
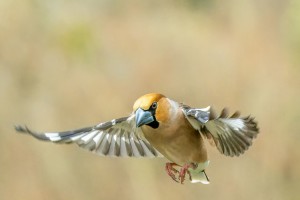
[15,115,162,158]
[182,106,259,157]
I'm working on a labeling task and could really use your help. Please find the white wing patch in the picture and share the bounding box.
[44,133,62,142]
[220,118,245,130]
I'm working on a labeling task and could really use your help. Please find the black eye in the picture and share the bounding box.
[151,102,157,109]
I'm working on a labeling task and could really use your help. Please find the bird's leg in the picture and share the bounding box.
[179,163,197,184]
[165,162,180,182]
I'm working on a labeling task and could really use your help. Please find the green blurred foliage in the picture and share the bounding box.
[1,0,300,200]
[57,23,94,58]
[284,0,300,67]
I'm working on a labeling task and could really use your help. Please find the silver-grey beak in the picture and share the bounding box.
[135,108,154,127]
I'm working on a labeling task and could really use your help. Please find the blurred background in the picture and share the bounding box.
[1,0,300,199]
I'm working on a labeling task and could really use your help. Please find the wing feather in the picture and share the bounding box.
[15,115,162,158]
[182,106,259,157]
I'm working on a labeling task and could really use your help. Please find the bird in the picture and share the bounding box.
[15,93,259,184]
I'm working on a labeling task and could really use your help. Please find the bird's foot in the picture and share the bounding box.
[178,163,197,184]
[165,163,180,182]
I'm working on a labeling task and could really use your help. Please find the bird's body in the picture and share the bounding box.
[15,93,259,184]
[141,98,207,166]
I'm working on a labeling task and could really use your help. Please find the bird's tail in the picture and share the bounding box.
[188,160,210,184]
[189,170,210,184]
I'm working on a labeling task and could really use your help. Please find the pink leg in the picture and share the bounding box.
[178,163,197,184]
[165,163,180,183]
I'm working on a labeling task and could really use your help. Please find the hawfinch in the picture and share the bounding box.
[15,93,259,184]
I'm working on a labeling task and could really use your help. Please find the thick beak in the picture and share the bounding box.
[135,108,154,127]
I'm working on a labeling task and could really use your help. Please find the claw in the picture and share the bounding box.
[178,163,197,184]
[165,163,198,184]
[165,163,179,182]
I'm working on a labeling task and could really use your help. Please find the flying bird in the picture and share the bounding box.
[15,93,259,184]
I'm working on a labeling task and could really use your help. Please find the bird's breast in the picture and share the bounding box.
[142,110,207,165]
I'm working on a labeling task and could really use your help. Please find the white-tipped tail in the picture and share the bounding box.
[189,160,210,184]
[190,170,210,184]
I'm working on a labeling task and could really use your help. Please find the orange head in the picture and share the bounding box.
[133,93,170,128]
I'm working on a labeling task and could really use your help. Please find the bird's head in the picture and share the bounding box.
[133,93,170,129]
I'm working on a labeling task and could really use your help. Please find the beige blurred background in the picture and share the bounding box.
[1,0,300,200]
